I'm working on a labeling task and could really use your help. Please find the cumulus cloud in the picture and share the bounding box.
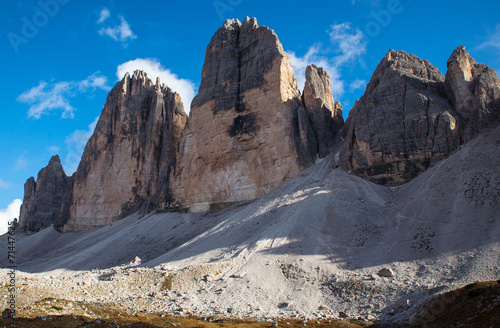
[64,116,99,175]
[97,7,110,24]
[78,73,110,92]
[0,199,22,235]
[17,73,110,119]
[99,15,136,45]
[287,22,367,100]
[479,24,500,52]
[116,58,196,112]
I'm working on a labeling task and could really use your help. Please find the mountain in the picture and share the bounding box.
[19,71,187,232]
[18,19,500,235]
[18,155,73,232]
[171,17,340,212]
[339,46,500,186]
[65,71,187,231]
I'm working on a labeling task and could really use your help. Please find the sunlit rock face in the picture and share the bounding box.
[339,50,461,186]
[339,47,500,186]
[65,71,187,230]
[444,46,500,141]
[171,17,323,212]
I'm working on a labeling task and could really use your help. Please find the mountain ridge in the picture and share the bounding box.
[18,18,500,234]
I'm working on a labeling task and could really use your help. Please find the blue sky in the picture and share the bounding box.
[0,0,499,233]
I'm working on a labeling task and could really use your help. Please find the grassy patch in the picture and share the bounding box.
[161,273,173,291]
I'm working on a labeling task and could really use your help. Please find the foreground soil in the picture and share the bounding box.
[1,281,498,328]
[0,315,372,328]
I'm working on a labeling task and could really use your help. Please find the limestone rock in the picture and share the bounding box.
[445,46,500,139]
[171,17,316,211]
[18,177,35,230]
[377,268,393,278]
[303,64,343,157]
[339,50,461,185]
[18,155,74,233]
[64,71,186,230]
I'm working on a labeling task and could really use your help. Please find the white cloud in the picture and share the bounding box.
[0,199,22,235]
[99,16,136,45]
[116,58,196,112]
[18,81,74,119]
[17,72,110,119]
[479,24,500,51]
[349,79,367,91]
[78,72,111,92]
[329,23,366,67]
[287,22,367,100]
[64,116,99,175]
[0,179,9,188]
[48,145,60,154]
[97,7,110,24]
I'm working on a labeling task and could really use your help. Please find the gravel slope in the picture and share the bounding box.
[1,127,499,324]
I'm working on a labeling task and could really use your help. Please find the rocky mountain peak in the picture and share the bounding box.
[61,70,186,231]
[48,154,62,166]
[339,49,460,185]
[171,18,326,212]
[445,46,500,137]
[18,155,74,233]
[371,49,445,89]
[339,46,500,186]
[303,64,343,158]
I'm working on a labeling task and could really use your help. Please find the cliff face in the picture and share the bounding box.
[445,46,500,139]
[303,64,343,158]
[339,50,460,185]
[170,17,327,212]
[63,71,186,231]
[18,155,73,233]
[339,47,500,186]
[20,18,343,231]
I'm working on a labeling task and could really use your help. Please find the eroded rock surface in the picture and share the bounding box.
[18,155,73,233]
[339,47,500,186]
[303,64,343,158]
[171,17,318,211]
[445,46,500,140]
[339,50,461,185]
[64,71,186,230]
